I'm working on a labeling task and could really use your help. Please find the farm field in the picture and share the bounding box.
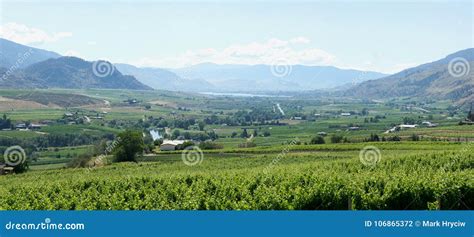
[0,89,473,210]
[0,142,472,210]
[2,89,473,162]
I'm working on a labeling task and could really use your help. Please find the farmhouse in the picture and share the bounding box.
[385,124,418,133]
[0,163,14,175]
[160,140,185,151]
[400,124,417,129]
[29,123,44,130]
[15,123,27,129]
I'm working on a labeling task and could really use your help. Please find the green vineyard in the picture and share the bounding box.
[1,142,472,210]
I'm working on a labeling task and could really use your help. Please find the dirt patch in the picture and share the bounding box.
[6,92,103,108]
[281,119,304,125]
[0,96,56,110]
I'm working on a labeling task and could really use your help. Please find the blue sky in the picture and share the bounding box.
[0,0,472,73]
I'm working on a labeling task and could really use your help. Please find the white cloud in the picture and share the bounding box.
[289,37,310,44]
[0,22,72,44]
[131,37,336,68]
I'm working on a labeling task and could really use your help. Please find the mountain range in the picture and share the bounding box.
[0,38,387,92]
[0,37,472,105]
[114,63,214,91]
[115,62,388,92]
[171,63,387,92]
[0,38,150,90]
[345,48,473,105]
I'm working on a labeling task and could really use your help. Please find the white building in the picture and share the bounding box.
[400,124,417,129]
[385,124,417,133]
[422,121,438,127]
[160,140,185,151]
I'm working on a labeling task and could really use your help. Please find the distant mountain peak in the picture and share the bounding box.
[0,37,61,69]
[346,48,473,105]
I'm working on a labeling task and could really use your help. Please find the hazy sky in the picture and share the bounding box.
[0,0,472,73]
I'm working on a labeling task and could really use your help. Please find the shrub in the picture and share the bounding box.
[330,135,344,144]
[411,134,420,141]
[310,136,325,144]
[388,136,401,141]
[366,134,380,142]
[199,141,224,150]
[12,161,29,173]
[153,139,163,146]
[176,141,195,150]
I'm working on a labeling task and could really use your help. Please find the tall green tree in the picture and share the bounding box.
[113,130,144,162]
[468,103,474,121]
[198,122,206,131]
[0,114,11,129]
[240,128,248,138]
